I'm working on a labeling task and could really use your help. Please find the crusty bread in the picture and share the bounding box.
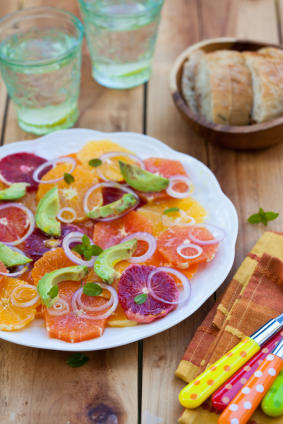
[258,47,283,59]
[244,52,283,123]
[195,50,253,126]
[181,49,205,114]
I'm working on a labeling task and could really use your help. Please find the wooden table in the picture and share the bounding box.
[1,0,283,422]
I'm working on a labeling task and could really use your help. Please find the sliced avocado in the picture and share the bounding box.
[0,242,32,267]
[94,239,137,284]
[0,183,30,200]
[35,186,61,237]
[119,161,170,192]
[37,265,88,308]
[87,193,137,219]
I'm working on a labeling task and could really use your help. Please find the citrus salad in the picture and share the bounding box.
[0,140,225,343]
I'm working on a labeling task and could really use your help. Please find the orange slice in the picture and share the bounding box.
[0,277,38,330]
[36,164,102,222]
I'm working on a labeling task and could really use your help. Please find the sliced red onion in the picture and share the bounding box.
[47,299,70,316]
[75,286,114,312]
[0,203,35,246]
[120,232,156,263]
[97,151,145,182]
[177,243,203,259]
[57,207,77,223]
[62,231,96,267]
[72,283,118,320]
[162,210,196,228]
[147,267,191,305]
[10,284,39,308]
[166,175,194,199]
[188,224,225,245]
[83,182,139,222]
[33,157,76,184]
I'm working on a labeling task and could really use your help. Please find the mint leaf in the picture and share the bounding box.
[64,173,74,185]
[163,207,180,214]
[83,249,92,261]
[91,245,103,256]
[248,213,262,224]
[89,159,102,167]
[47,285,59,299]
[66,353,89,368]
[72,245,85,255]
[82,234,90,248]
[259,208,265,218]
[265,212,279,221]
[134,293,147,304]
[83,283,102,297]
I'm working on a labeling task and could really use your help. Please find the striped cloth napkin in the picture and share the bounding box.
[176,232,283,424]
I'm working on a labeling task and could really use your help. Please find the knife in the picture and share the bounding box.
[179,312,283,409]
[261,369,283,417]
[218,338,283,424]
[211,331,283,411]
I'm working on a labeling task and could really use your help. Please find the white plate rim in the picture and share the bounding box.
[0,129,238,351]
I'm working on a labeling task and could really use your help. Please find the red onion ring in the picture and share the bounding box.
[10,284,39,308]
[188,224,225,245]
[33,157,76,184]
[97,151,145,182]
[47,299,70,316]
[57,207,77,223]
[83,182,139,221]
[62,231,96,267]
[177,243,203,259]
[75,286,114,312]
[120,232,156,263]
[72,283,118,320]
[147,267,191,305]
[166,175,194,199]
[0,203,35,246]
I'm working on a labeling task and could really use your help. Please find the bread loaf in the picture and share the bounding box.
[181,49,205,114]
[194,50,253,126]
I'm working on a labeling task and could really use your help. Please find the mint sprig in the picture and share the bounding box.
[163,207,180,214]
[134,293,147,304]
[72,234,103,260]
[83,283,102,297]
[248,208,279,226]
[47,285,59,299]
[89,159,102,167]
[66,353,89,368]
[64,173,74,185]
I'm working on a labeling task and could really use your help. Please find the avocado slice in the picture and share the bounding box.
[0,242,32,267]
[87,193,138,219]
[0,183,30,200]
[94,239,137,284]
[35,186,61,237]
[37,265,88,308]
[119,161,170,192]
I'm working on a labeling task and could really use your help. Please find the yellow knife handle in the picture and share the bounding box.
[179,337,260,409]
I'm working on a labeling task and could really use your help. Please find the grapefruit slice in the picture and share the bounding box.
[0,205,29,243]
[135,158,188,203]
[137,197,207,237]
[92,210,153,257]
[43,281,108,343]
[0,277,38,330]
[0,152,49,191]
[157,226,218,268]
[25,224,90,262]
[118,264,178,323]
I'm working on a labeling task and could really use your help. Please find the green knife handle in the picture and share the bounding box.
[261,370,283,417]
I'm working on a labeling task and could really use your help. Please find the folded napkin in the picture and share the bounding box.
[176,232,283,424]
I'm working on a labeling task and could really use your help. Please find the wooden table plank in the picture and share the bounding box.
[0,1,143,423]
[141,1,214,423]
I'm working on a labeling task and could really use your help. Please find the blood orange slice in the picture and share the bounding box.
[93,211,153,257]
[135,158,188,203]
[118,264,178,323]
[43,281,108,343]
[0,206,29,243]
[157,226,218,268]
[0,153,49,191]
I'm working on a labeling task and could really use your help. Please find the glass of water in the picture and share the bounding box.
[78,0,164,89]
[0,7,84,135]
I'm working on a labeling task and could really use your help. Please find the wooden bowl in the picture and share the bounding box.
[169,37,283,150]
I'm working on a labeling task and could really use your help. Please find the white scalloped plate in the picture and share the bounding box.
[0,129,238,351]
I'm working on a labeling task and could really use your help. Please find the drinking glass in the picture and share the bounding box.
[78,0,164,89]
[0,7,84,135]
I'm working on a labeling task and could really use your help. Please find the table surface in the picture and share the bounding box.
[1,0,283,423]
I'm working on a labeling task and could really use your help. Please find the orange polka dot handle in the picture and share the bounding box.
[179,337,260,409]
[218,354,283,424]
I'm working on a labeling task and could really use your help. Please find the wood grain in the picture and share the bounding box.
[142,1,214,423]
[0,1,142,423]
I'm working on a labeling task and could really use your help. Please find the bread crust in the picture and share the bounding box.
[181,49,205,114]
